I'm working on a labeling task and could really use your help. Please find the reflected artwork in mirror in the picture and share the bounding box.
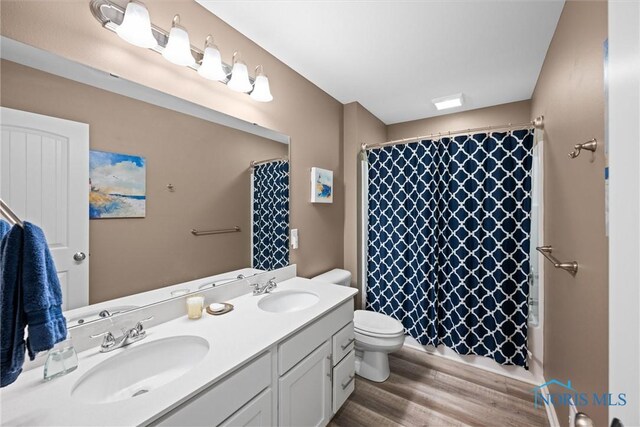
[0,37,291,327]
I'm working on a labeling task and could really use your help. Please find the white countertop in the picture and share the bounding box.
[0,277,358,426]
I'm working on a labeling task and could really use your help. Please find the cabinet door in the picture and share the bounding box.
[279,341,332,427]
[220,388,273,427]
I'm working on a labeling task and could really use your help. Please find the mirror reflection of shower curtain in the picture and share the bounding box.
[366,129,534,368]
[251,160,289,270]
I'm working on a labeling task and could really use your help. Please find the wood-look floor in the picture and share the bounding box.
[329,347,549,427]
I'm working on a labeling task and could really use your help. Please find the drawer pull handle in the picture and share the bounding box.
[341,374,355,390]
[340,338,356,350]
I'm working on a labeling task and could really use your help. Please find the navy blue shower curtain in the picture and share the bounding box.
[366,129,533,367]
[252,160,289,271]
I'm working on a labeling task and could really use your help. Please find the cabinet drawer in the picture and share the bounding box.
[220,388,273,427]
[278,300,353,375]
[153,351,271,426]
[332,322,355,365]
[332,350,355,414]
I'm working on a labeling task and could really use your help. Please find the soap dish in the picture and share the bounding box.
[206,303,234,316]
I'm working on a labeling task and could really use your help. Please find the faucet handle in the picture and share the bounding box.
[135,316,154,332]
[90,330,116,349]
[89,330,112,339]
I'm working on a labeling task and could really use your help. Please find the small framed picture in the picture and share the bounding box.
[310,167,333,203]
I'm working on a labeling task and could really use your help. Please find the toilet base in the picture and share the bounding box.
[354,349,391,383]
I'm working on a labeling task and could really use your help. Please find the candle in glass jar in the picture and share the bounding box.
[186,296,205,319]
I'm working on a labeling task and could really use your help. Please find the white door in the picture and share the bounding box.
[279,340,332,427]
[0,107,89,310]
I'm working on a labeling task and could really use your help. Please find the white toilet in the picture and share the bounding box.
[312,269,405,382]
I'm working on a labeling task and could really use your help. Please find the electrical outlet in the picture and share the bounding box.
[291,229,299,249]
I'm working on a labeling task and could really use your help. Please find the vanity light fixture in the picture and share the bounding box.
[115,0,156,48]
[162,15,196,67]
[250,65,273,103]
[227,52,253,93]
[432,93,464,110]
[90,0,273,101]
[197,35,227,81]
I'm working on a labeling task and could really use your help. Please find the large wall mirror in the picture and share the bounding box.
[0,37,291,327]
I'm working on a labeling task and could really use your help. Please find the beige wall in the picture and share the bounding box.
[0,0,344,279]
[530,1,608,425]
[1,60,287,304]
[343,102,386,307]
[387,100,532,140]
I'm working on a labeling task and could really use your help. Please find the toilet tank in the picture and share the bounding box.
[311,269,352,287]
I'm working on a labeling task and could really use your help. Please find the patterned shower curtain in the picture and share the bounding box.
[252,160,289,270]
[366,129,533,367]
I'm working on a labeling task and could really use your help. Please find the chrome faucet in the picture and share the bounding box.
[250,277,277,295]
[90,316,153,353]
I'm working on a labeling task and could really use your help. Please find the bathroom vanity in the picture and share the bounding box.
[0,277,358,426]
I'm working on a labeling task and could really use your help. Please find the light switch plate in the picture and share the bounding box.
[291,229,299,249]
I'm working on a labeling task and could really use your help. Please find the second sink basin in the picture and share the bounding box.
[71,335,209,404]
[258,290,320,313]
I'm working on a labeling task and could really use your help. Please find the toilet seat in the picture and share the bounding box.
[354,310,405,338]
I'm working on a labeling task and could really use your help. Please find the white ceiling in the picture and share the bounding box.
[197,1,564,124]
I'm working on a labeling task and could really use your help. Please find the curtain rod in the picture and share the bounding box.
[249,157,288,172]
[361,115,544,152]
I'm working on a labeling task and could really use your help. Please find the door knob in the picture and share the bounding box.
[73,252,86,262]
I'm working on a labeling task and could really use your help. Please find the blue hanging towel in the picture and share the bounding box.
[0,222,68,387]
[0,220,10,239]
[1,223,26,387]
[22,222,67,359]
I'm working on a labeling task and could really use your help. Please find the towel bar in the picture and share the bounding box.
[536,246,578,276]
[0,198,24,228]
[191,226,241,236]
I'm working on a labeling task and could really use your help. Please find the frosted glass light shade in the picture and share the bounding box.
[116,1,157,48]
[227,61,253,93]
[198,46,227,81]
[162,26,195,67]
[250,75,273,102]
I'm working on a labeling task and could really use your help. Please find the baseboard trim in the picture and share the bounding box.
[540,384,561,427]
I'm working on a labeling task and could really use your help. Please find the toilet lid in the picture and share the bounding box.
[354,310,405,336]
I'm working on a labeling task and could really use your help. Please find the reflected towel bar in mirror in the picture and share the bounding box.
[536,245,578,276]
[191,226,241,236]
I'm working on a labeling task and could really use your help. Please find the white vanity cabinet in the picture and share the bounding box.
[220,389,273,427]
[276,300,355,427]
[278,340,332,426]
[152,352,274,427]
[151,300,355,427]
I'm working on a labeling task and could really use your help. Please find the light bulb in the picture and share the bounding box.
[197,36,227,81]
[250,66,273,102]
[115,1,157,48]
[227,52,253,93]
[162,15,195,67]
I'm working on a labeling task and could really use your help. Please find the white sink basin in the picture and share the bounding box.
[71,336,209,404]
[258,290,319,313]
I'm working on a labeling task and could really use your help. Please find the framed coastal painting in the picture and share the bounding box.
[89,150,146,218]
[310,167,333,203]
